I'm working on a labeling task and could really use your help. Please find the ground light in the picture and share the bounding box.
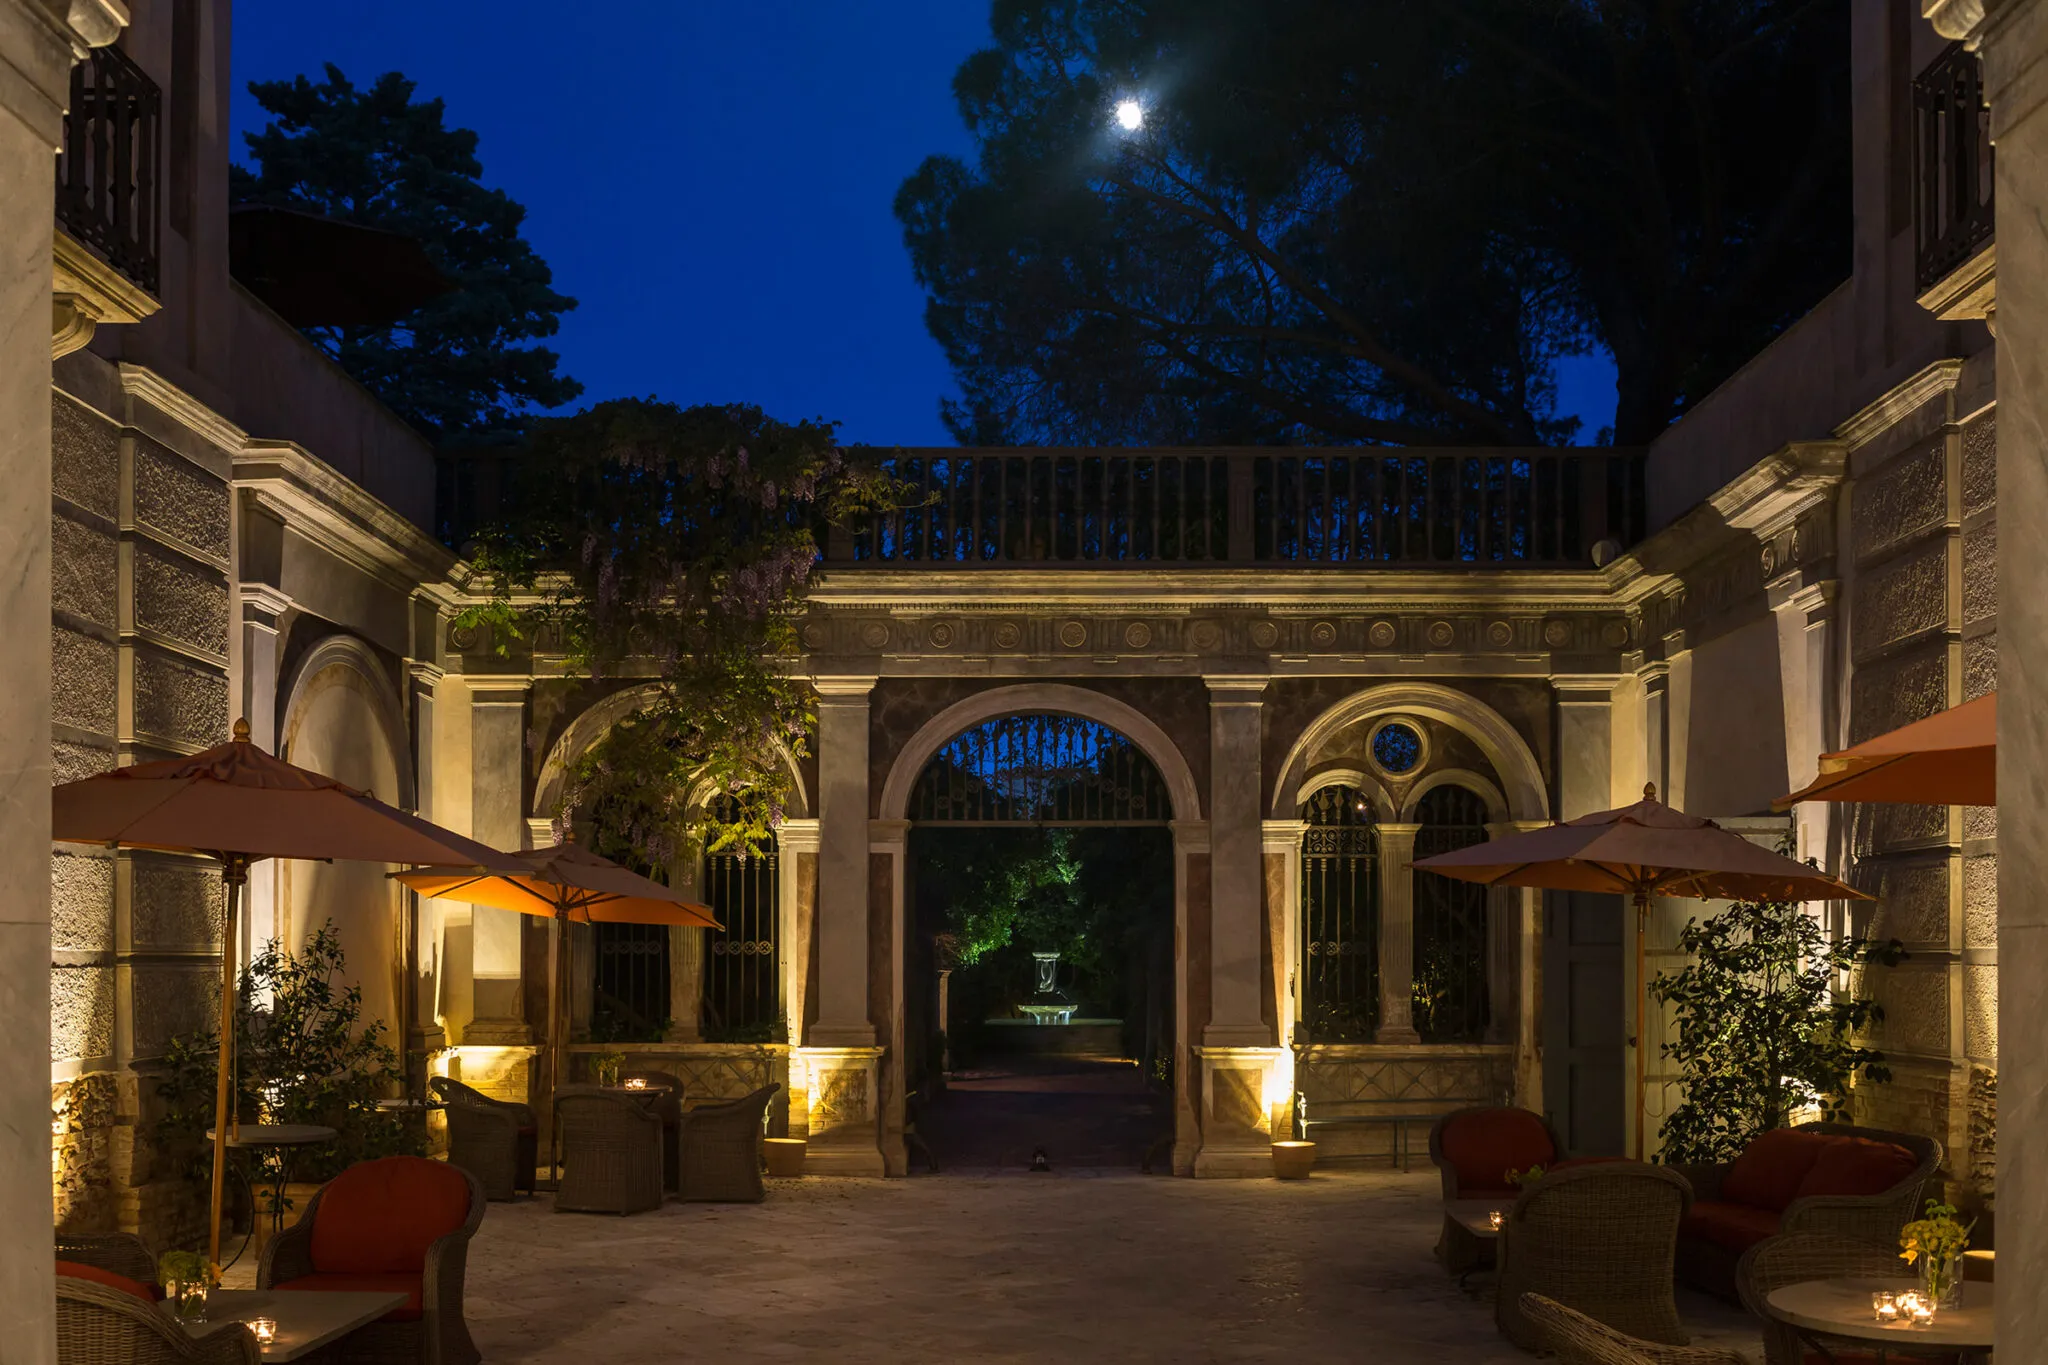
[1115,99,1144,132]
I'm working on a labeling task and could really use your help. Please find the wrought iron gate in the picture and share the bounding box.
[1412,785,1491,1042]
[1299,785,1380,1042]
[702,831,781,1039]
[591,923,669,1041]
[909,712,1172,824]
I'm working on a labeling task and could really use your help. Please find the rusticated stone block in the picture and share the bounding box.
[51,964,114,1062]
[1867,856,1951,945]
[134,649,227,745]
[1854,442,1947,565]
[51,851,114,952]
[1964,854,1997,948]
[1852,539,1951,661]
[1963,523,1995,625]
[135,543,229,658]
[130,966,216,1060]
[51,513,115,626]
[1962,414,1995,516]
[135,437,229,562]
[51,394,118,519]
[132,856,223,950]
[1857,800,1948,853]
[1965,635,1997,701]
[52,738,112,784]
[1870,965,1950,1057]
[51,625,116,735]
[1965,964,1997,1062]
[1849,647,1946,744]
[1965,803,1997,840]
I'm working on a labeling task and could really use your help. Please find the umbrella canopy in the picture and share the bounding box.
[1776,692,1995,809]
[52,719,520,1274]
[1412,784,1867,1159]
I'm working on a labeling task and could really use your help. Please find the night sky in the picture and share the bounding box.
[231,1,1619,449]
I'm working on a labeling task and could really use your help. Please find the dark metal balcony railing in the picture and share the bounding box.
[833,449,1644,569]
[56,44,161,295]
[1914,42,1994,295]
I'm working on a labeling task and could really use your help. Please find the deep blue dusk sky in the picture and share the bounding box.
[231,2,1618,448]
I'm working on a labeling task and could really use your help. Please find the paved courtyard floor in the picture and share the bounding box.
[460,1170,1765,1363]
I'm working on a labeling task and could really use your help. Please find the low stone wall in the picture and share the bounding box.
[562,1043,792,1133]
[1293,1044,1517,1166]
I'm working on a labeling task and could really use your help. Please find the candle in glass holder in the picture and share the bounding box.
[1871,1290,1898,1323]
[1487,1210,1503,1230]
[622,1078,647,1090]
[1907,1296,1936,1328]
[250,1318,278,1346]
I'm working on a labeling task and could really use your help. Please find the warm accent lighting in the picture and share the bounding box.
[1488,1210,1504,1230]
[250,1319,278,1346]
[1115,99,1144,132]
[623,1078,648,1090]
[1872,1290,1898,1322]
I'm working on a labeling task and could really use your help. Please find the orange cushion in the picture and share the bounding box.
[309,1157,471,1276]
[1722,1129,1833,1211]
[56,1259,159,1303]
[1796,1137,1919,1200]
[273,1271,423,1322]
[1438,1109,1557,1194]
[1680,1200,1782,1253]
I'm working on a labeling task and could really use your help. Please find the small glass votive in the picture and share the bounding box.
[622,1077,647,1090]
[1487,1210,1504,1230]
[249,1318,278,1346]
[1907,1296,1937,1328]
[1871,1290,1898,1323]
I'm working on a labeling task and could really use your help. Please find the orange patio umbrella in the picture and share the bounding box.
[1412,784,1867,1159]
[52,719,521,1274]
[1776,692,1995,809]
[394,840,719,1167]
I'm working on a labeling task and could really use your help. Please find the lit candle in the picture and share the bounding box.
[1908,1297,1936,1328]
[1487,1210,1503,1230]
[622,1078,647,1090]
[250,1318,278,1346]
[1872,1291,1898,1323]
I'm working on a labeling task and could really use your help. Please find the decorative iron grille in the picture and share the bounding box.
[1299,785,1380,1042]
[702,820,781,1038]
[909,712,1173,823]
[1412,785,1492,1043]
[1914,42,1994,294]
[57,44,161,295]
[591,922,669,1042]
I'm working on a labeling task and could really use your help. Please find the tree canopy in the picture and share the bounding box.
[233,65,581,446]
[897,0,1850,447]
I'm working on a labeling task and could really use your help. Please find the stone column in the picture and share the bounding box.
[1203,677,1269,1046]
[236,584,289,949]
[774,818,820,1049]
[1939,0,2048,1347]
[1374,823,1424,1043]
[1261,820,1305,1046]
[664,829,706,1043]
[465,684,532,1043]
[404,662,446,1085]
[4,1,126,1353]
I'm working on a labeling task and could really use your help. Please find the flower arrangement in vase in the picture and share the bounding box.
[591,1051,626,1088]
[1900,1199,1973,1310]
[158,1251,213,1322]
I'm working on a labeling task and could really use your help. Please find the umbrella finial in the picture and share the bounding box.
[1643,782,1658,801]
[232,718,251,743]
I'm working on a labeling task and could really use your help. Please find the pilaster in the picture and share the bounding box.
[1553,675,1623,817]
[1373,823,1424,1044]
[870,817,911,1176]
[1261,820,1305,1049]
[1203,676,1269,1048]
[774,818,820,1055]
[1189,1045,1288,1177]
[465,683,532,1042]
[810,675,877,1048]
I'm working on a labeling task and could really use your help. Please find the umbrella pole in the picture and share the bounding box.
[208,855,250,1277]
[547,904,566,1186]
[1633,887,1650,1163]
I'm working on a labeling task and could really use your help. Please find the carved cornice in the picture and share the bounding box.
[234,438,455,596]
[1917,242,1996,329]
[118,363,246,456]
[1925,0,1987,41]
[53,228,157,356]
[1834,360,1965,450]
[62,0,127,51]
[805,567,1627,611]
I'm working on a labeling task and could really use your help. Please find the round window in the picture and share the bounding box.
[1370,721,1424,776]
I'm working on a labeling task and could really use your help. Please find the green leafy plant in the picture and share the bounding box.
[1900,1199,1972,1267]
[1651,892,1903,1165]
[590,1051,626,1087]
[1506,1164,1546,1187]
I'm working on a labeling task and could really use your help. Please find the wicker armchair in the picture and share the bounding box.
[1736,1234,1959,1365]
[1520,1294,1755,1365]
[1496,1163,1694,1352]
[556,1086,667,1215]
[259,1156,484,1365]
[1671,1122,1940,1299]
[430,1076,537,1201]
[677,1084,781,1203]
[58,1278,259,1365]
[1428,1106,1562,1277]
[621,1069,687,1191]
[56,1231,160,1288]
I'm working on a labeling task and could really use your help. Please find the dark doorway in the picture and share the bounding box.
[1542,890,1626,1155]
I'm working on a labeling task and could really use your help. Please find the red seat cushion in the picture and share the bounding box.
[1796,1137,1919,1200]
[1681,1200,1782,1253]
[273,1271,423,1322]
[1722,1129,1833,1211]
[56,1259,159,1303]
[309,1156,472,1275]
[1438,1109,1557,1194]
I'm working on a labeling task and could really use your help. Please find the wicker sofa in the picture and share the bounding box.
[258,1156,485,1365]
[1519,1294,1755,1365]
[1495,1163,1695,1352]
[430,1076,538,1201]
[1668,1122,1940,1300]
[1733,1234,1954,1365]
[57,1276,259,1365]
[1427,1106,1563,1276]
[678,1084,781,1203]
[556,1085,668,1214]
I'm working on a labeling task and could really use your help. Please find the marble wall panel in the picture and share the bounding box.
[1869,857,1953,945]
[133,650,227,746]
[50,966,113,1062]
[1964,523,1996,625]
[132,858,223,951]
[1853,442,1948,566]
[134,544,228,658]
[51,394,118,519]
[50,852,113,953]
[1965,635,1997,700]
[1962,414,1995,517]
[1852,539,1951,661]
[51,626,116,735]
[50,514,114,626]
[130,967,216,1060]
[1965,854,1998,948]
[134,438,229,562]
[1849,647,1947,744]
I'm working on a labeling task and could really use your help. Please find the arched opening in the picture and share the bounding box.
[1411,784,1492,1043]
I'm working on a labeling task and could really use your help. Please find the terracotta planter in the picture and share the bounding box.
[764,1137,808,1178]
[1271,1140,1317,1179]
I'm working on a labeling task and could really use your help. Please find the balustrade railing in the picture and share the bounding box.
[1914,42,1994,295]
[56,44,161,296]
[834,448,1644,568]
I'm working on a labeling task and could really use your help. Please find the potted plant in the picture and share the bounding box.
[158,1251,212,1322]
[1901,1199,1973,1308]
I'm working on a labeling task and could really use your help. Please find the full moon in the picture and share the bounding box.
[1114,99,1144,132]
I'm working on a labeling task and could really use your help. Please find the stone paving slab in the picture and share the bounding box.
[459,1170,1766,1363]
